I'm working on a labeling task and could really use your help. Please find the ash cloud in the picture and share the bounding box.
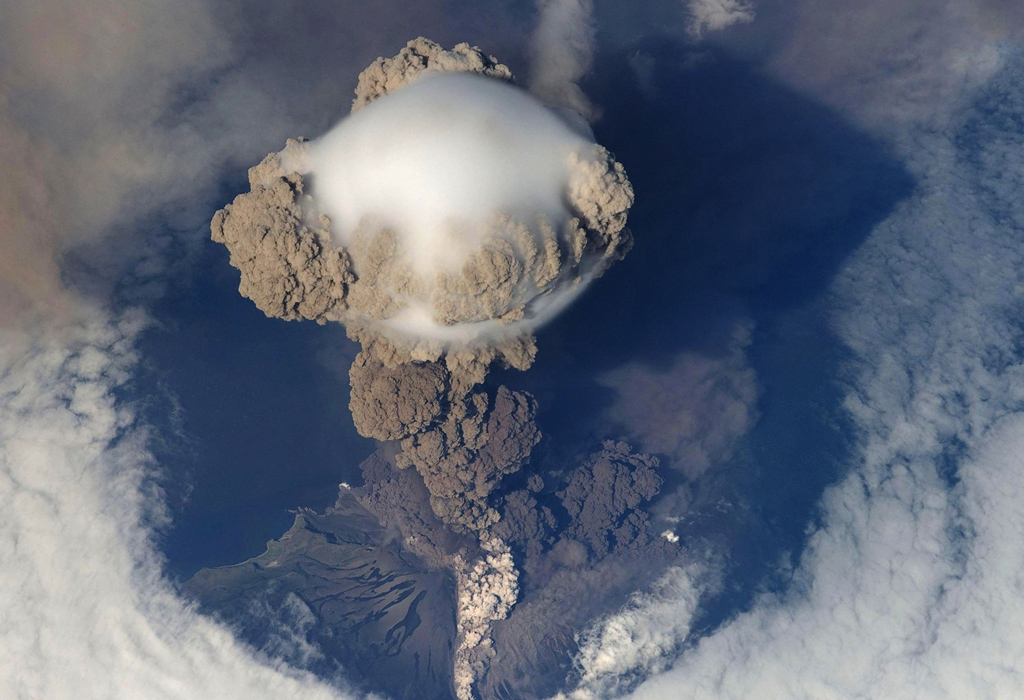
[212,44,633,352]
[351,37,514,113]
[558,442,663,558]
[766,0,1023,130]
[474,441,681,700]
[0,0,230,326]
[528,0,599,122]
[598,320,759,480]
[353,451,471,565]
[209,38,635,699]
[210,38,634,534]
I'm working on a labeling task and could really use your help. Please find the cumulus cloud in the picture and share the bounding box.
[685,0,756,38]
[598,321,759,480]
[568,564,710,700]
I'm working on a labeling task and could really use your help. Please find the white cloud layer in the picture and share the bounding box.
[566,564,710,700]
[565,25,1024,700]
[0,311,353,700]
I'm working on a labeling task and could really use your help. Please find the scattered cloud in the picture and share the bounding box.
[685,0,756,38]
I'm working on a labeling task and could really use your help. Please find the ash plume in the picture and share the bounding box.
[211,39,633,353]
[351,38,514,113]
[209,38,634,700]
[558,442,663,559]
[475,442,678,699]
[528,0,599,122]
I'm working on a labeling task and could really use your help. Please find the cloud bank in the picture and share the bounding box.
[559,10,1024,700]
[0,312,352,700]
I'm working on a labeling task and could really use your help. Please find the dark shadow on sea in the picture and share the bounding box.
[495,37,914,638]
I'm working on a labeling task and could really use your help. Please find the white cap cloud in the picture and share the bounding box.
[310,73,590,276]
[303,71,612,344]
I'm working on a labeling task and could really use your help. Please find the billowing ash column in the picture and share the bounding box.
[210,37,634,700]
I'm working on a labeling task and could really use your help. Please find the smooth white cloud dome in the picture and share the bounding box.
[307,72,591,276]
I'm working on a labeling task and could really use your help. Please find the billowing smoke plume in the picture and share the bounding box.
[528,0,598,121]
[211,37,633,533]
[212,69,631,352]
[210,38,634,699]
